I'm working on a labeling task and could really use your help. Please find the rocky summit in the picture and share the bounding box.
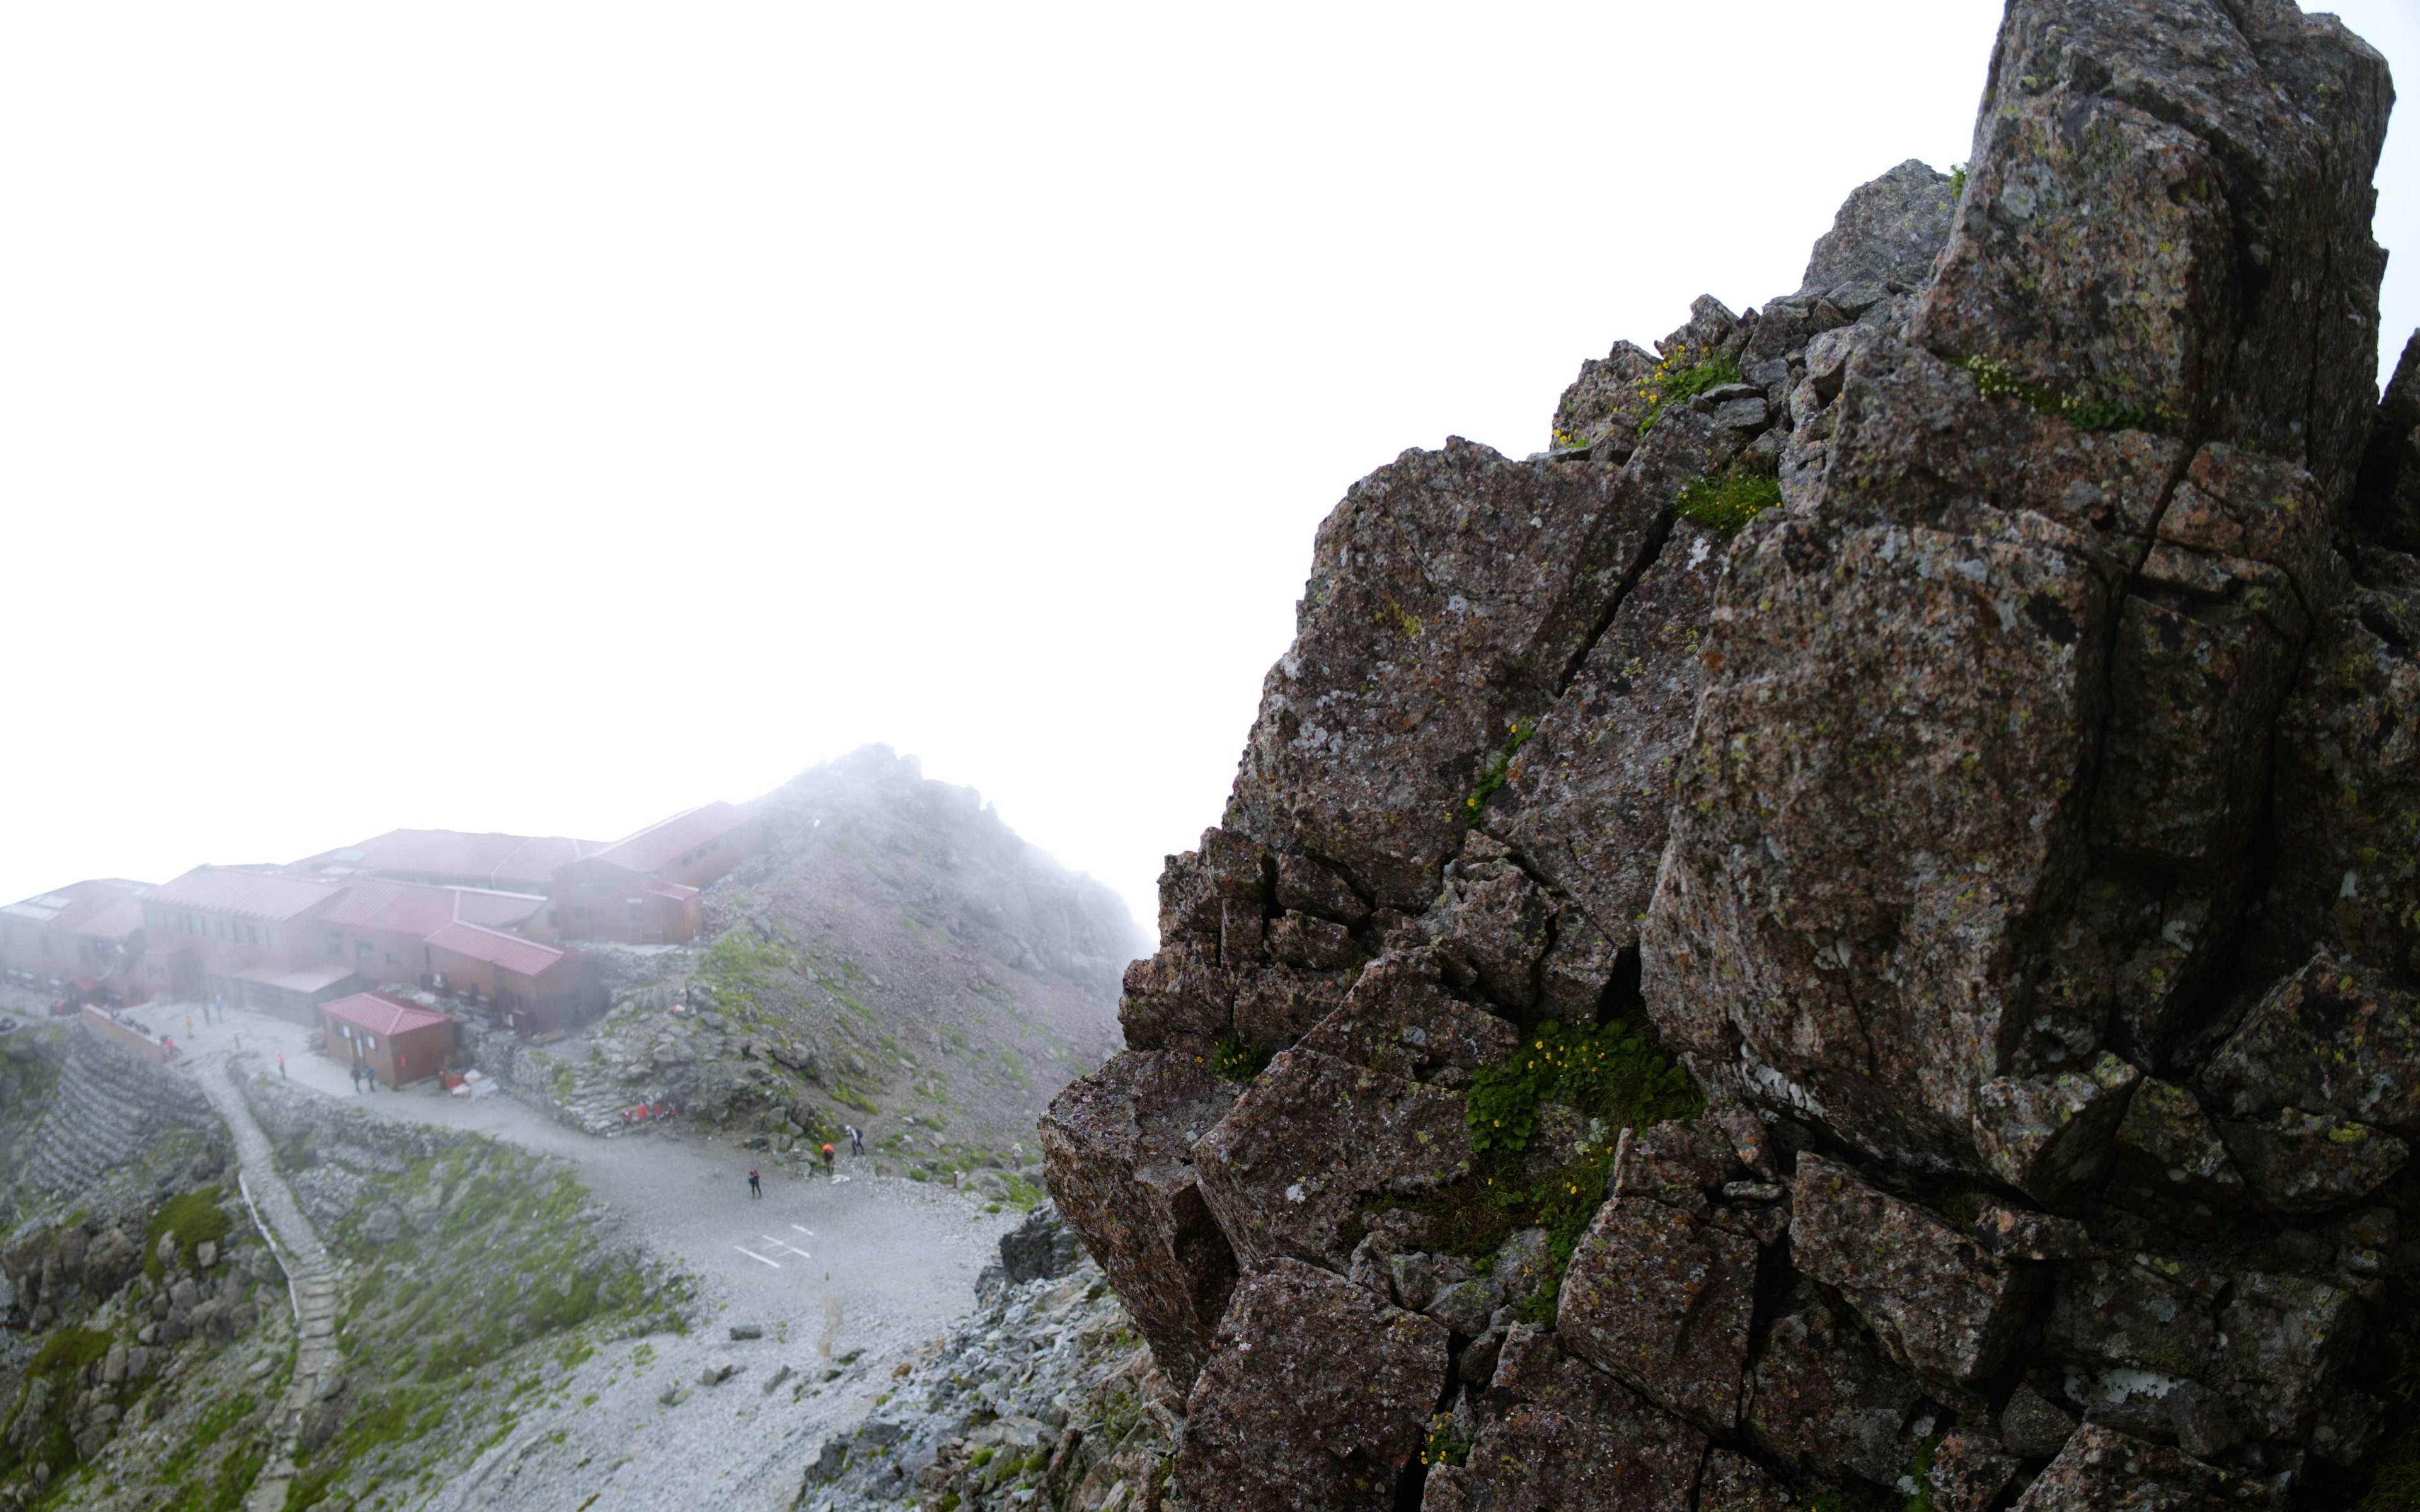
[1044,1,2420,1508]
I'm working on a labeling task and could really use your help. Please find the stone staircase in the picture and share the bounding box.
[188,1055,344,1512]
[20,1024,214,1196]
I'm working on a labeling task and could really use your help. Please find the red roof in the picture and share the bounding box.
[1,878,153,938]
[300,829,603,890]
[321,990,454,1038]
[148,867,342,923]
[425,921,568,980]
[592,802,756,876]
[314,879,543,940]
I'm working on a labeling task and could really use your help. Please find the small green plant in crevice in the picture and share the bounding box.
[1635,345,1742,435]
[1676,468,1782,534]
[1212,1033,1274,1084]
[1420,1413,1473,1469]
[1374,1019,1703,1318]
[1959,353,2162,433]
[1463,720,1536,827]
[1901,1430,1947,1512]
[1375,595,1423,643]
[1948,161,1969,198]
[1465,1019,1701,1159]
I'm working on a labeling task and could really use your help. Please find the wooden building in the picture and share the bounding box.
[1,879,154,1004]
[139,866,352,1018]
[294,830,601,893]
[308,879,546,989]
[318,991,457,1087]
[424,922,591,1035]
[539,801,761,944]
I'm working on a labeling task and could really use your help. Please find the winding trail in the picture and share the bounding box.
[189,1053,345,1512]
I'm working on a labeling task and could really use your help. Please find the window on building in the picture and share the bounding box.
[628,901,644,923]
[386,951,400,965]
[146,964,163,980]
[573,906,589,921]
[546,909,558,927]
[267,929,280,949]
[245,925,259,946]
[356,939,372,958]
[362,1034,377,1051]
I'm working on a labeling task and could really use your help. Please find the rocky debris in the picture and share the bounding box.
[1039,1050,1239,1389]
[1424,1324,1705,1512]
[1927,1431,2020,1512]
[2216,1109,2409,1213]
[2111,1076,2247,1215]
[2199,956,2420,1138]
[1294,948,1519,1081]
[797,1219,1186,1512]
[989,1203,1086,1291]
[1192,1049,1472,1271]
[1798,158,1959,301]
[1173,1259,1446,1512]
[1219,437,1674,914]
[1788,1155,2025,1391]
[2013,1423,2278,1510]
[2000,1382,2081,1461]
[2258,550,2420,987]
[1556,1173,1756,1433]
[1038,2,2420,1506]
[1741,1281,1937,1488]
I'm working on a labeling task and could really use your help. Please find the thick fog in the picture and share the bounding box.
[1,1,2415,927]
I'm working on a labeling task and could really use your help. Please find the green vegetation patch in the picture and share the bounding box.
[1676,468,1781,534]
[1211,1033,1273,1084]
[145,1186,233,1280]
[282,1137,688,1510]
[1420,1413,1472,1470]
[1960,353,2162,433]
[1635,346,1741,435]
[1374,1019,1702,1321]
[1463,721,1535,827]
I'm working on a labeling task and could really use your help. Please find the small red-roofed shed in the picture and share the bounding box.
[319,990,457,1087]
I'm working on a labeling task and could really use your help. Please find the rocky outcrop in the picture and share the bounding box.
[1043,2,2414,1508]
[799,1208,1181,1512]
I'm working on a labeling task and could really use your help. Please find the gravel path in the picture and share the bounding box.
[173,1002,1020,1511]
[188,1052,344,1512]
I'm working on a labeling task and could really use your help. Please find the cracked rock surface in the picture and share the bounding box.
[1039,2,2420,1508]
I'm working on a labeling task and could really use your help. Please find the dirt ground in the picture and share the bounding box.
[170,1002,1020,1512]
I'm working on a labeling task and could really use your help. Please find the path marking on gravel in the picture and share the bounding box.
[764,1236,813,1259]
[791,1224,816,1236]
[735,1246,782,1268]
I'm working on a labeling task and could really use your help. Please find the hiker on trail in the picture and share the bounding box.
[162,1034,176,1061]
[849,1125,865,1157]
[821,1143,836,1177]
[747,1168,763,1199]
[350,1064,362,1094]
[185,1014,193,1037]
[278,1053,287,1079]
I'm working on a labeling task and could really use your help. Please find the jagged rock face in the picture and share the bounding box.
[1172,1259,1447,1512]
[1797,157,1959,300]
[1647,0,2390,1180]
[1042,1,2417,1507]
[1219,435,1678,914]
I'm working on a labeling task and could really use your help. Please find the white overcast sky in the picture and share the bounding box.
[3,2,2416,935]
